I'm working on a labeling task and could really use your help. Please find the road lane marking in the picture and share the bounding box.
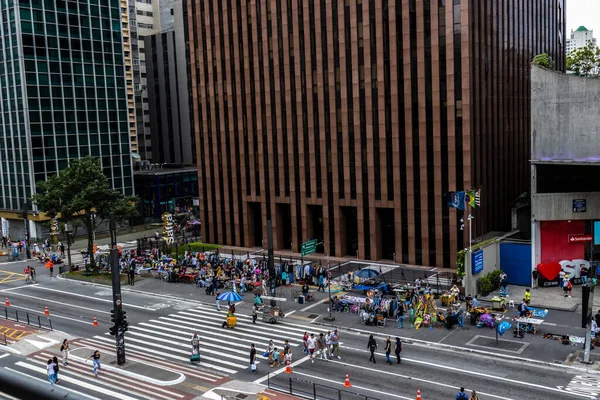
[299,297,328,312]
[8,304,88,324]
[253,355,311,384]
[15,361,143,400]
[292,370,413,399]
[0,284,37,292]
[336,348,591,399]
[0,353,9,359]
[23,285,159,311]
[4,292,110,314]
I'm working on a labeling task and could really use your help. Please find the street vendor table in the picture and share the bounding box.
[491,297,506,311]
[514,317,544,337]
[342,295,368,304]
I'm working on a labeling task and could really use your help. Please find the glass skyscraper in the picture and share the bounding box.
[0,0,134,212]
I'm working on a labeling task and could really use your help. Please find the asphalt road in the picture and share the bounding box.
[0,256,599,400]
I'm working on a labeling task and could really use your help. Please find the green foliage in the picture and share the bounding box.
[566,42,600,76]
[478,269,503,294]
[531,53,555,69]
[32,156,139,272]
[455,237,498,278]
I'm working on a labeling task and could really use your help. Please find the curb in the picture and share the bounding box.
[311,319,600,374]
[478,298,579,313]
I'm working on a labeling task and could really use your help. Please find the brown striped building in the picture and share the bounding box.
[187,0,565,268]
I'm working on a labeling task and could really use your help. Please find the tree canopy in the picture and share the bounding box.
[32,156,138,271]
[567,42,600,77]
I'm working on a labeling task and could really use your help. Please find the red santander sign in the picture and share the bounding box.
[568,234,593,244]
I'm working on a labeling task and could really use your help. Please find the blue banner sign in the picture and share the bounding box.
[472,250,484,275]
[594,221,600,245]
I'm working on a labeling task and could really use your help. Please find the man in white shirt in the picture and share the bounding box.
[307,333,317,364]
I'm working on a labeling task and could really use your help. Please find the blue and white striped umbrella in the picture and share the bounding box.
[217,291,242,302]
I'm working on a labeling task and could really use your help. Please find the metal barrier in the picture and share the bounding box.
[267,374,382,400]
[1,306,53,330]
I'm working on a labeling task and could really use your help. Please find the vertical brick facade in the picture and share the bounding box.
[187,0,565,267]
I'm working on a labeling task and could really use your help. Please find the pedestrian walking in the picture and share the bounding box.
[302,331,309,354]
[563,274,572,297]
[252,304,258,324]
[367,334,377,363]
[47,359,57,385]
[60,339,70,366]
[394,337,402,364]
[500,272,509,296]
[52,356,60,383]
[190,332,200,354]
[397,303,405,328]
[581,264,589,286]
[317,275,325,292]
[270,348,281,368]
[532,268,539,289]
[215,292,221,311]
[129,264,135,286]
[469,390,480,400]
[384,336,392,365]
[331,329,341,359]
[250,343,257,374]
[325,331,332,359]
[88,350,101,377]
[283,339,292,363]
[307,333,317,363]
[456,387,468,400]
[317,333,327,360]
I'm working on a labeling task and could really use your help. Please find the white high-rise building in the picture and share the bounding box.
[566,26,597,53]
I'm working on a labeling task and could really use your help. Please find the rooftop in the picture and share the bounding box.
[575,25,591,32]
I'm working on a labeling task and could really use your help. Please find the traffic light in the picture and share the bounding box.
[109,325,117,336]
[121,311,128,333]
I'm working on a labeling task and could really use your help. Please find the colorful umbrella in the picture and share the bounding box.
[217,291,242,302]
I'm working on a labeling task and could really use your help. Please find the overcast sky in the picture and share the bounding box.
[567,0,600,37]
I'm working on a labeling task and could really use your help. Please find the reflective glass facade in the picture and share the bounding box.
[0,0,133,211]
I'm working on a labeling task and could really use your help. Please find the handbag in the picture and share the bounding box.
[262,351,269,358]
[251,363,257,371]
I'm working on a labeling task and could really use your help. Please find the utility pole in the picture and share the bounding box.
[109,213,127,365]
[64,223,72,270]
[21,203,31,259]
[267,220,276,307]
[320,241,335,322]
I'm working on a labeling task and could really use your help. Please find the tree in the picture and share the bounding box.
[32,156,138,272]
[531,53,555,69]
[566,42,600,76]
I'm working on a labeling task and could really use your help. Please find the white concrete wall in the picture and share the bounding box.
[464,241,500,296]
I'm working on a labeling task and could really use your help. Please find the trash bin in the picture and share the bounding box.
[298,295,305,305]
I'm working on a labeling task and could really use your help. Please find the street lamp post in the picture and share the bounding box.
[64,223,73,270]
[21,203,31,259]
[320,241,335,322]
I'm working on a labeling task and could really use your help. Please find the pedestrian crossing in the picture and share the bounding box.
[3,303,326,400]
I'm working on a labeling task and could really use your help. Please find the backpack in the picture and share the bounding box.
[458,393,468,400]
[53,364,59,373]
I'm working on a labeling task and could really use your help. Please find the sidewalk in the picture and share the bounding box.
[479,284,600,313]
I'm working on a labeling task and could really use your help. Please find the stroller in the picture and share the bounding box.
[499,287,508,297]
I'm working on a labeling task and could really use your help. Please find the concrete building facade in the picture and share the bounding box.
[531,66,600,285]
[188,0,565,267]
[0,0,134,237]
[145,0,195,165]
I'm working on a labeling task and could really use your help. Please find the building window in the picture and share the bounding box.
[137,23,154,29]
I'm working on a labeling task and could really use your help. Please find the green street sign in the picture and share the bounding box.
[301,239,318,256]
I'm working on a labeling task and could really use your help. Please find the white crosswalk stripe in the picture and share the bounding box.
[4,303,327,399]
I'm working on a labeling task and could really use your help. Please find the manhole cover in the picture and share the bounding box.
[308,314,319,319]
[109,361,117,365]
[235,395,248,399]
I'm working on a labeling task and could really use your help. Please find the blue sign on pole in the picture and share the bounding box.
[472,250,484,275]
[594,221,600,245]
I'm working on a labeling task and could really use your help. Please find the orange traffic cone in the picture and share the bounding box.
[4,297,9,306]
[416,388,422,400]
[344,373,351,388]
[44,306,49,316]
[93,316,98,327]
[285,361,292,374]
